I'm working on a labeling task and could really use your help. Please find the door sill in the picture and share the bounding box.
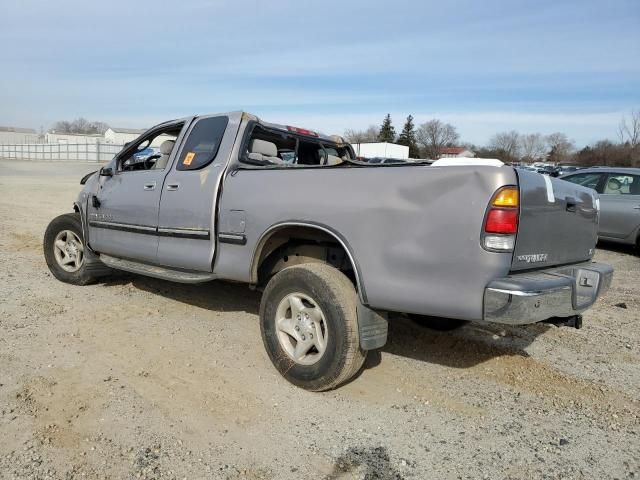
[100,254,217,284]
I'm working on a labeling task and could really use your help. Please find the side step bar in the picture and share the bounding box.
[99,254,217,284]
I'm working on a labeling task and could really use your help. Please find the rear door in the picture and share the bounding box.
[156,114,241,271]
[598,172,640,240]
[512,169,600,271]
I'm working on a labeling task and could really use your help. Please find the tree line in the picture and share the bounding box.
[345,114,457,159]
[50,118,110,135]
[344,109,640,167]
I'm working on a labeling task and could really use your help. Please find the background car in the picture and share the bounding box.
[561,167,640,250]
[556,165,582,176]
[366,157,407,164]
[536,165,561,176]
[133,147,159,162]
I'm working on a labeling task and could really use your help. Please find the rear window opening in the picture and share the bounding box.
[242,125,353,167]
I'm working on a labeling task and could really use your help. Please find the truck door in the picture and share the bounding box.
[86,120,189,263]
[156,114,240,271]
[598,172,640,240]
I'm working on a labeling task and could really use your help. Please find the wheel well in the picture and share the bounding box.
[252,225,362,295]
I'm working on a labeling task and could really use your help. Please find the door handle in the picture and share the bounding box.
[143,182,156,191]
[166,183,180,191]
[634,205,640,210]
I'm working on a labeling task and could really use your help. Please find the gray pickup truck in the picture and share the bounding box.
[44,111,613,391]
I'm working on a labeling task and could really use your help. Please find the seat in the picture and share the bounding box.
[155,140,175,169]
[325,154,343,166]
[248,139,283,164]
[604,177,621,194]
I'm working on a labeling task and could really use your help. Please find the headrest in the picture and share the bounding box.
[606,178,621,191]
[326,154,343,166]
[249,139,277,157]
[160,140,175,155]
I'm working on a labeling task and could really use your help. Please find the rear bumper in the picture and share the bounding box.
[483,261,613,325]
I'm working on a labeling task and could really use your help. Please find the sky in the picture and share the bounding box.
[1,0,639,147]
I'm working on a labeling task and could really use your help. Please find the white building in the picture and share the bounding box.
[45,132,103,144]
[0,126,39,144]
[350,142,409,160]
[438,147,475,158]
[104,127,146,145]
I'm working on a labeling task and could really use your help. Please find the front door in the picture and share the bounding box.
[598,172,640,240]
[87,121,189,263]
[156,114,239,271]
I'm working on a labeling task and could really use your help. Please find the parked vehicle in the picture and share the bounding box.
[365,157,407,164]
[556,165,582,176]
[43,112,613,391]
[133,147,159,162]
[536,165,560,176]
[561,167,640,249]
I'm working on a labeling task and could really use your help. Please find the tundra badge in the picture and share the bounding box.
[517,253,549,263]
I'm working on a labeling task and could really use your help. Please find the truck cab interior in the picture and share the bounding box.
[119,125,183,172]
[243,125,352,167]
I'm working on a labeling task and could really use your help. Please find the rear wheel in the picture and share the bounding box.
[44,213,111,285]
[260,263,366,391]
[409,314,467,331]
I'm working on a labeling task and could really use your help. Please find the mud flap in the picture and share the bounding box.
[357,302,388,350]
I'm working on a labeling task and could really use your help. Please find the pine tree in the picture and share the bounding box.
[397,115,420,158]
[377,114,396,143]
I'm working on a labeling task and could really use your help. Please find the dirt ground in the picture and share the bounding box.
[0,160,638,480]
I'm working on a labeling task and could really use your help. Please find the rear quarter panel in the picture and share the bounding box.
[215,165,517,321]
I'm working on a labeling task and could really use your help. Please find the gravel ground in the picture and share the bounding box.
[0,160,638,480]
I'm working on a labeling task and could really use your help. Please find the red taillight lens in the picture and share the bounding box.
[485,208,518,234]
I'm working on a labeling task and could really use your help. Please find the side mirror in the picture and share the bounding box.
[100,167,113,177]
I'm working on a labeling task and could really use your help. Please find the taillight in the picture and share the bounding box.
[483,186,519,251]
[485,209,518,234]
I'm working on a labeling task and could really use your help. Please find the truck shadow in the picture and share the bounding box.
[105,274,262,315]
[112,274,550,371]
[371,314,549,371]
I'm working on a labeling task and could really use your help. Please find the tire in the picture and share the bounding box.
[409,314,467,331]
[260,263,366,391]
[43,213,111,285]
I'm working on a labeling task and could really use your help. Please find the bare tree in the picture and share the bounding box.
[51,117,110,135]
[519,133,548,163]
[618,109,640,148]
[546,132,574,163]
[488,131,520,162]
[416,119,459,159]
[92,121,110,135]
[344,125,379,143]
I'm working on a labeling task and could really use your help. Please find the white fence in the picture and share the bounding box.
[0,143,125,162]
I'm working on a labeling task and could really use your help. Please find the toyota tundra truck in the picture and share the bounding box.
[43,111,614,391]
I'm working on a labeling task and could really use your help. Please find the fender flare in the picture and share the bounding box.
[73,201,90,250]
[250,221,368,304]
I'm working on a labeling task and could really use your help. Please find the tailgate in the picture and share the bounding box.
[512,169,599,271]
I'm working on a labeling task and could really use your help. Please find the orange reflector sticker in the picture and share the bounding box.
[493,187,519,207]
[183,152,195,166]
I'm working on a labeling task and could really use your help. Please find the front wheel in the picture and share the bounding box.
[259,263,366,391]
[43,213,111,285]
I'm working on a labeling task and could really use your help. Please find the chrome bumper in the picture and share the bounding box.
[483,261,613,325]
